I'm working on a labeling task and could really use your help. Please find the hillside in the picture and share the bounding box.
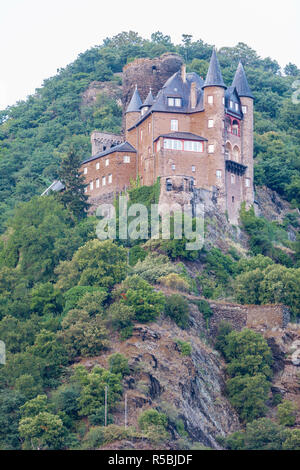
[0,32,299,451]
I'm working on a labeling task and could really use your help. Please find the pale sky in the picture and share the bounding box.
[0,0,299,110]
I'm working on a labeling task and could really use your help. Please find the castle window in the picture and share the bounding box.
[192,166,196,172]
[222,97,225,105]
[230,100,233,108]
[171,164,176,170]
[123,155,130,163]
[184,141,203,152]
[171,119,178,131]
[140,130,143,141]
[167,97,182,107]
[164,139,182,150]
[108,174,112,184]
[105,159,109,166]
[232,120,240,136]
[245,178,250,187]
[156,140,161,152]
[148,122,151,134]
[83,167,87,174]
[96,178,100,188]
[235,103,239,112]
[232,196,235,202]
[231,174,235,184]
[90,181,93,191]
[216,170,222,178]
[96,162,100,170]
[102,176,106,186]
[208,95,213,104]
[208,119,214,128]
[208,144,215,154]
[242,105,247,114]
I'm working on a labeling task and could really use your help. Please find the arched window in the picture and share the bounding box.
[233,145,240,162]
[232,120,240,136]
[225,142,232,159]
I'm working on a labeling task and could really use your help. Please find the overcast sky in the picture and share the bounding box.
[0,0,299,110]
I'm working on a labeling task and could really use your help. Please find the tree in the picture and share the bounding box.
[277,400,297,426]
[108,353,130,376]
[282,429,300,450]
[226,374,270,422]
[0,390,26,449]
[284,62,299,76]
[164,294,190,329]
[19,411,66,449]
[57,145,89,220]
[55,239,127,291]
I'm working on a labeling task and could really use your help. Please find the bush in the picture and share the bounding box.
[138,409,168,430]
[158,273,190,292]
[175,339,192,356]
[193,299,213,329]
[132,254,177,284]
[164,295,190,329]
[118,275,165,323]
[108,353,130,376]
[82,426,104,449]
[277,400,297,426]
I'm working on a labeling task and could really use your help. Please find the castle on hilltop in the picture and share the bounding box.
[81,50,254,224]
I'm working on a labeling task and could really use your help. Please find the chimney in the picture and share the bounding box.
[190,82,197,108]
[181,64,186,83]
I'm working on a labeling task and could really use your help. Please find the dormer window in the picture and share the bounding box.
[230,100,233,109]
[235,103,239,112]
[168,97,182,107]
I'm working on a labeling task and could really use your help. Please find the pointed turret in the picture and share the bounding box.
[126,85,142,113]
[141,88,154,108]
[203,49,226,89]
[232,62,254,99]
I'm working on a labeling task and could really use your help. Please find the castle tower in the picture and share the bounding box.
[202,49,227,212]
[125,85,142,145]
[232,61,254,209]
[140,88,154,116]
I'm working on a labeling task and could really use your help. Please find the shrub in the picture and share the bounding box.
[138,409,168,431]
[277,400,297,426]
[82,426,104,449]
[215,321,233,355]
[108,353,130,376]
[118,275,165,323]
[158,273,190,292]
[164,295,190,329]
[193,299,213,329]
[132,254,177,284]
[106,302,135,332]
[175,339,192,356]
[129,245,147,266]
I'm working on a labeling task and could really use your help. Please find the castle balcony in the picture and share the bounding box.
[225,159,247,176]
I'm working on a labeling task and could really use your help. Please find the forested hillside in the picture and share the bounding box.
[0,31,299,232]
[0,32,299,451]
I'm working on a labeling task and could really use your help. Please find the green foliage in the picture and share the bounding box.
[118,275,165,322]
[129,245,147,266]
[55,239,127,291]
[82,426,104,449]
[131,253,178,284]
[72,365,123,417]
[108,353,130,376]
[138,409,168,430]
[175,339,192,356]
[63,285,107,315]
[164,295,190,329]
[158,273,190,292]
[19,411,67,450]
[56,145,89,219]
[0,390,26,449]
[215,321,233,354]
[193,299,213,328]
[282,429,300,450]
[224,418,289,450]
[276,400,297,426]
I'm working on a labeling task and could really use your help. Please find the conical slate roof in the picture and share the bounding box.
[203,49,226,89]
[141,89,154,108]
[232,62,254,99]
[126,86,142,113]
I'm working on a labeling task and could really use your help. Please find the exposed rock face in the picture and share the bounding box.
[81,80,122,108]
[81,318,240,449]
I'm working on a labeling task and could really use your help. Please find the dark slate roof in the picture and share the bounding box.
[141,89,154,108]
[41,180,65,196]
[225,86,243,118]
[154,132,207,142]
[232,62,254,99]
[82,141,136,164]
[126,86,142,113]
[203,49,226,89]
[128,71,205,130]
